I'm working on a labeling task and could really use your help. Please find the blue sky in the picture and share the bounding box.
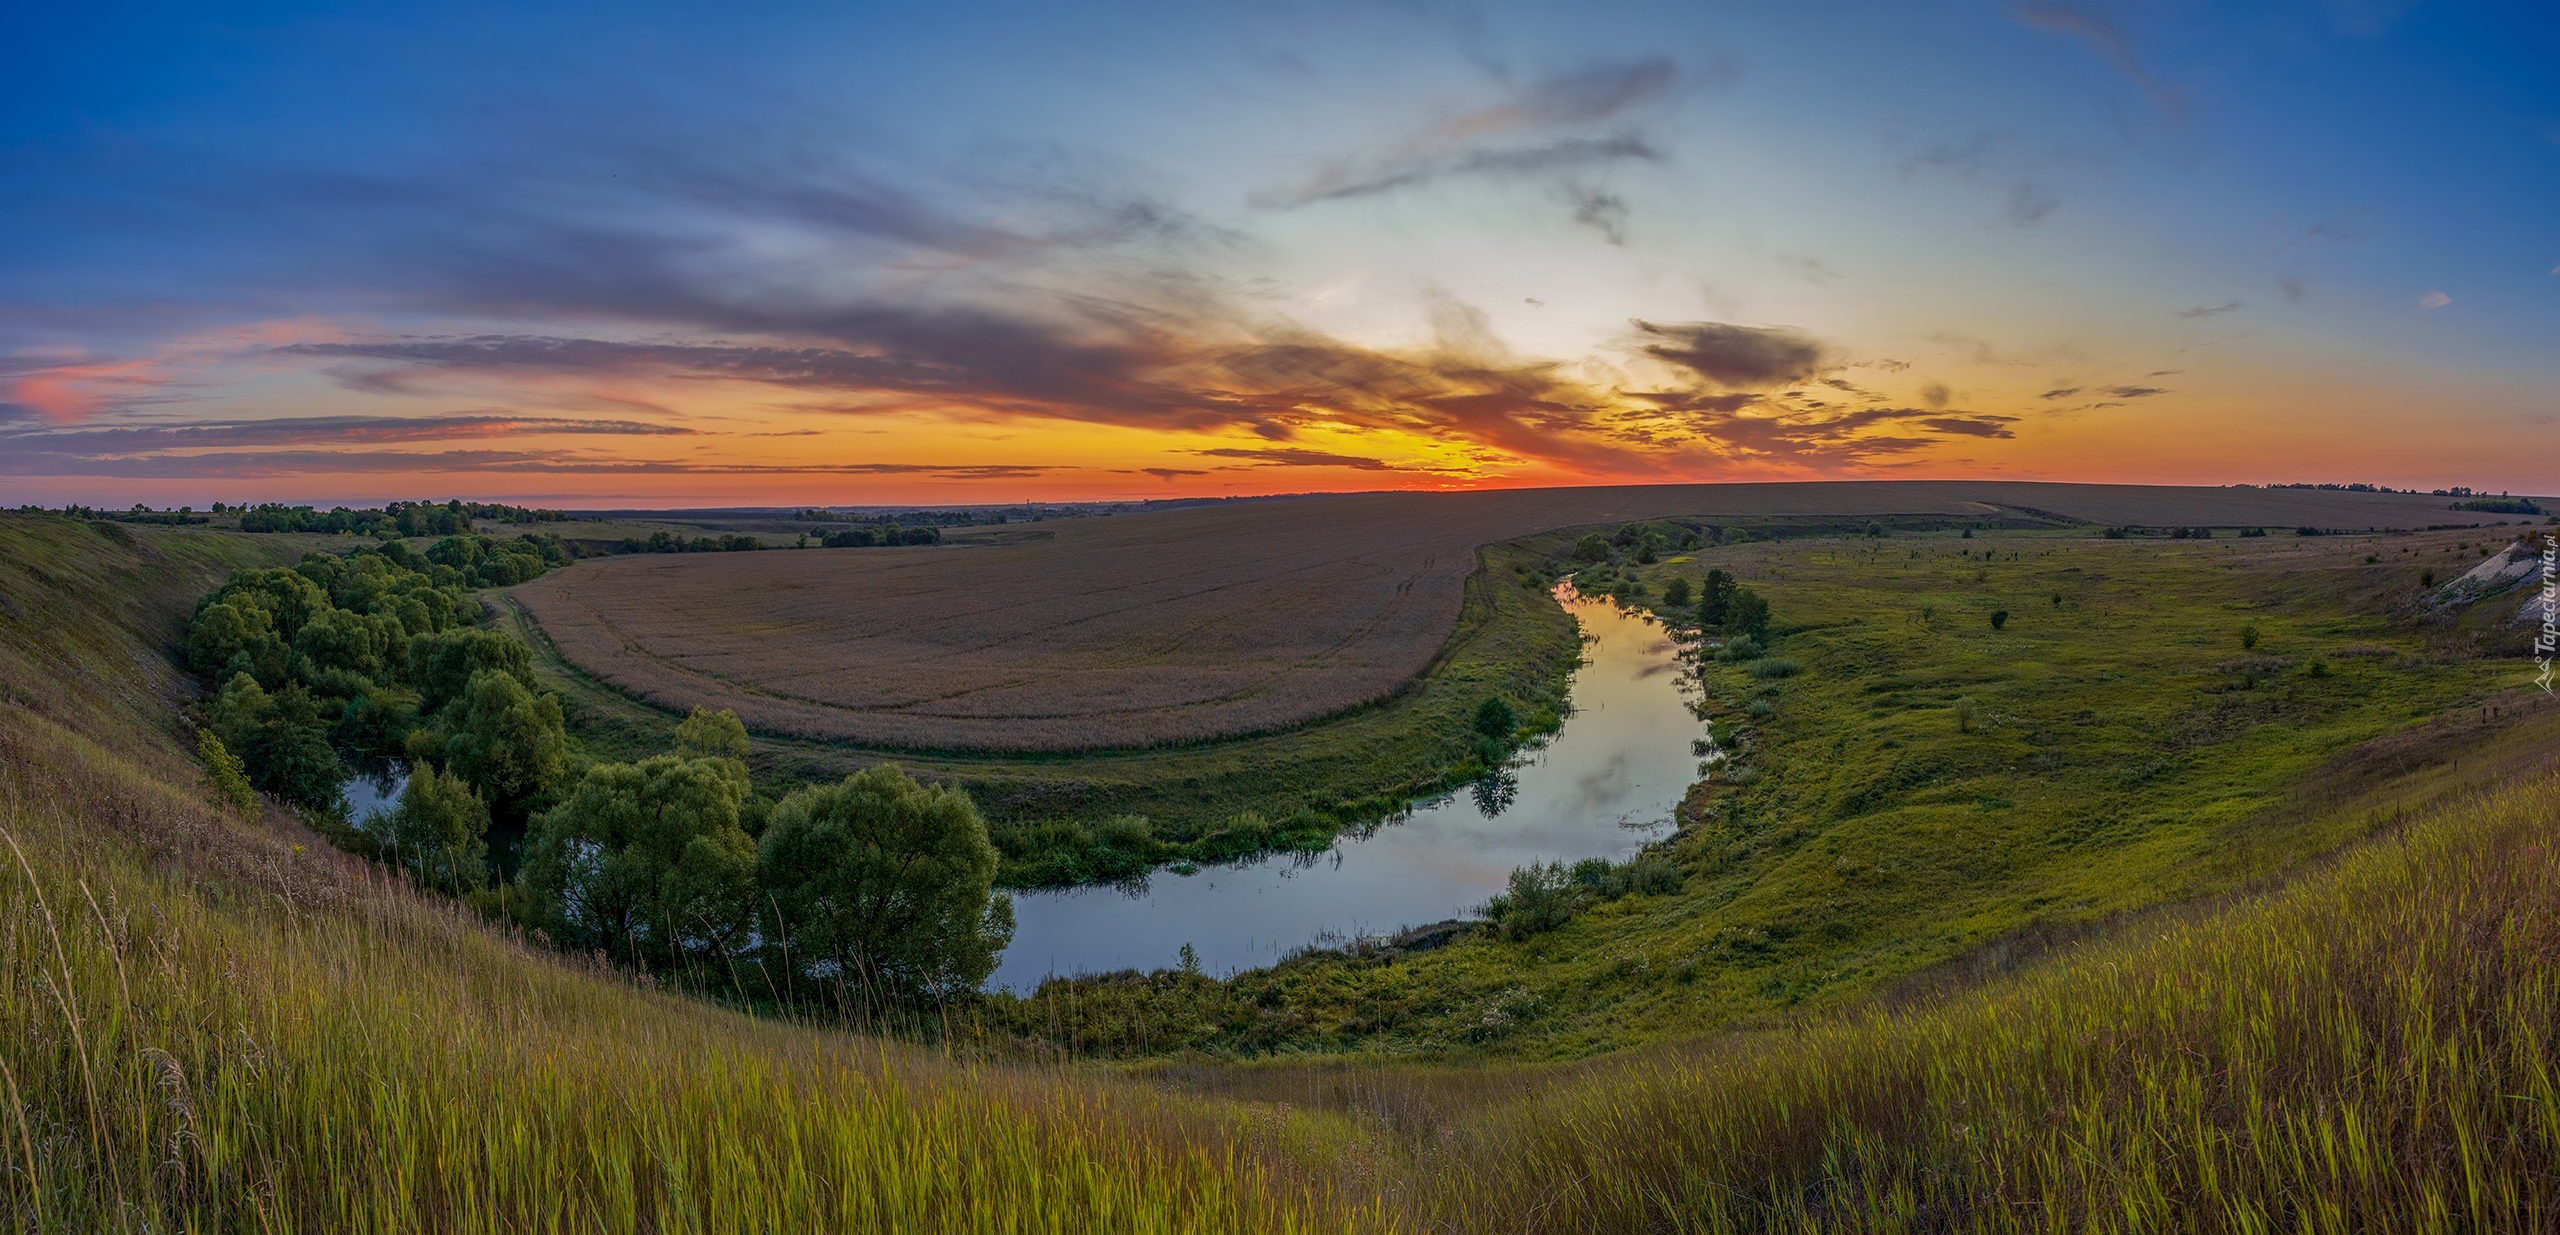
[2,0,2554,505]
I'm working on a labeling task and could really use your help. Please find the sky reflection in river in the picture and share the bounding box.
[993,587,1702,990]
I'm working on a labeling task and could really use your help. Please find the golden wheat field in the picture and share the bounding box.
[510,481,2504,751]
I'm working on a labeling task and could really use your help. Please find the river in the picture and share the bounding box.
[991,583,1705,990]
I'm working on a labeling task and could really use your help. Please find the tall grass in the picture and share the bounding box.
[1196,772,2560,1231]
[0,708,1383,1233]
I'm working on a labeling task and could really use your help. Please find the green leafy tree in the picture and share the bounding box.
[1991,609,2009,630]
[1473,697,1518,740]
[674,707,751,762]
[210,674,342,808]
[1571,533,1612,563]
[1660,577,1692,609]
[441,670,567,819]
[381,764,491,891]
[522,755,756,968]
[757,765,1014,1001]
[408,628,537,714]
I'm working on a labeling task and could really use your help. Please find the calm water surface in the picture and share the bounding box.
[992,585,1704,991]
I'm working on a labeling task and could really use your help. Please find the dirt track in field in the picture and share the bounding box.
[511,481,2498,751]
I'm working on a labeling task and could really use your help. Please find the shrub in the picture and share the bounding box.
[1747,657,1800,679]
[1745,697,1775,719]
[1719,636,1763,662]
[1660,577,1692,608]
[1490,861,1587,940]
[1572,533,1612,563]
[1955,697,1978,733]
[1990,610,2008,630]
[2240,624,2261,651]
[197,728,259,817]
[674,706,751,762]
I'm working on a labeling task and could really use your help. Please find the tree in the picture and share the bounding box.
[1699,568,1736,627]
[757,765,1013,1002]
[1990,609,2009,630]
[440,670,566,819]
[210,674,343,808]
[1660,577,1692,609]
[522,755,755,968]
[409,628,537,714]
[1572,533,1612,563]
[1472,697,1518,740]
[1722,586,1770,643]
[381,764,490,891]
[674,707,750,762]
[2240,624,2261,651]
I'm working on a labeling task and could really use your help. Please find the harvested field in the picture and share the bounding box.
[512,480,2516,751]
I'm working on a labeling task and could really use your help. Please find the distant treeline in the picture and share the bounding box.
[795,507,1010,527]
[232,499,572,536]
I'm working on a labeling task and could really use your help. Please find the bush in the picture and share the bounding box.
[1745,697,1775,719]
[1718,637,1763,662]
[1746,657,1800,679]
[1660,577,1692,608]
[2240,624,2261,651]
[1474,696,1519,740]
[1490,861,1587,940]
[1572,533,1613,563]
[197,729,259,817]
[674,706,751,762]
[1990,610,2008,630]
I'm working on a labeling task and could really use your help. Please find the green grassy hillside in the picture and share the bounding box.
[5,511,2558,1231]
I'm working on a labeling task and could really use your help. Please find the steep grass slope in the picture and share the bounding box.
[0,516,1372,1233]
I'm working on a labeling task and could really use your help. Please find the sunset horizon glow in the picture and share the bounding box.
[4,2,2555,508]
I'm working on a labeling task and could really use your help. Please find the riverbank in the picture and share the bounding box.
[960,525,2543,1060]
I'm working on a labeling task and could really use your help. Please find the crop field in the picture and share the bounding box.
[511,481,2512,753]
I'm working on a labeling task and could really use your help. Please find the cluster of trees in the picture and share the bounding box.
[186,538,1012,1005]
[234,499,569,536]
[819,526,941,548]
[618,530,768,554]
[520,713,1012,1001]
[186,537,567,809]
[1688,568,1770,644]
[2451,496,2543,515]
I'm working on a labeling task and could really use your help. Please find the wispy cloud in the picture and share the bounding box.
[1251,59,1677,208]
[2176,300,2243,319]
[2007,2,2187,124]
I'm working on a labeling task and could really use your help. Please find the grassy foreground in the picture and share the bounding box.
[8,512,2560,1231]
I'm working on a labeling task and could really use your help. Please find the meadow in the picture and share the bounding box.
[7,512,2560,1229]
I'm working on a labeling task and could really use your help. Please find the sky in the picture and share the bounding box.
[2,0,2555,507]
